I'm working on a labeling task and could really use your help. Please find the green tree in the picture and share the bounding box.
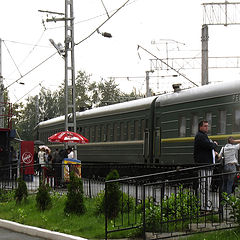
[36,183,52,211]
[104,169,121,219]
[10,70,143,140]
[75,71,93,111]
[17,95,38,140]
[64,171,85,215]
[15,177,28,204]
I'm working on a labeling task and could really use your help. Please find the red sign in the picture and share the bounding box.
[21,141,34,175]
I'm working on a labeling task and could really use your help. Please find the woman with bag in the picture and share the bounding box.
[218,136,240,195]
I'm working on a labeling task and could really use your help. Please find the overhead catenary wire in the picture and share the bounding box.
[2,40,23,78]
[137,45,199,87]
[13,80,44,105]
[100,0,110,18]
[45,0,138,30]
[5,51,58,90]
[17,30,47,67]
[2,39,51,48]
[75,0,132,46]
[4,30,48,79]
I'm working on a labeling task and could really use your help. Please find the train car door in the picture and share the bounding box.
[143,129,150,162]
[154,127,161,162]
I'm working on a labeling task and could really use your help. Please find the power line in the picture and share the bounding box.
[13,81,44,105]
[137,45,199,87]
[2,39,50,48]
[2,40,22,78]
[45,0,138,30]
[4,30,48,79]
[5,52,58,90]
[75,0,132,46]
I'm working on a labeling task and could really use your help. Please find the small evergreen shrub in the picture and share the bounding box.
[64,171,85,215]
[36,183,52,211]
[95,190,134,216]
[104,169,121,219]
[15,178,28,204]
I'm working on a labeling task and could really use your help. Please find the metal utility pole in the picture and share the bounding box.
[46,0,77,155]
[0,39,4,128]
[145,70,154,97]
[201,25,209,85]
[64,0,76,135]
[64,0,77,158]
[35,95,39,126]
[201,1,240,86]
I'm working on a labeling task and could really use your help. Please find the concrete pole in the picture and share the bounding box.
[64,0,77,157]
[146,70,154,97]
[201,24,209,85]
[0,39,4,128]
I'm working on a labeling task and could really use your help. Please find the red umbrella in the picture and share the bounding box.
[48,131,89,144]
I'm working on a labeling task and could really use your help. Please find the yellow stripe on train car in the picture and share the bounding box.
[161,134,240,143]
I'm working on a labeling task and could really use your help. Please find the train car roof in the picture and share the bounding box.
[156,80,240,106]
[38,96,157,128]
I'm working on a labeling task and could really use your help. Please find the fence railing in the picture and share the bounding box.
[0,163,239,239]
[104,163,240,239]
[0,163,105,197]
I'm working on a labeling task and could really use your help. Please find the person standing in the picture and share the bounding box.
[194,120,218,210]
[38,147,46,182]
[218,136,240,195]
[38,148,45,166]
[67,147,74,159]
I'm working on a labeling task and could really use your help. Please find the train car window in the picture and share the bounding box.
[127,122,131,140]
[98,126,102,142]
[234,109,240,132]
[107,124,111,141]
[140,119,145,140]
[219,110,226,134]
[205,112,212,134]
[101,125,105,142]
[191,115,198,136]
[179,116,186,137]
[114,122,118,141]
[120,122,124,141]
[85,127,89,140]
[134,120,139,140]
[90,126,95,142]
[96,126,100,142]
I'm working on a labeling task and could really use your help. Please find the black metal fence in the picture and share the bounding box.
[104,163,240,239]
[0,163,105,197]
[0,162,239,239]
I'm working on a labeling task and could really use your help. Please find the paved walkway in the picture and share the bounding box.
[0,227,46,240]
[0,219,87,240]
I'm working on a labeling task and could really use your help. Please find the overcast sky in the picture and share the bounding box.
[1,0,240,103]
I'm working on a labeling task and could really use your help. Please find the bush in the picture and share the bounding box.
[15,178,28,204]
[36,183,52,211]
[223,190,240,224]
[104,169,121,219]
[64,171,85,215]
[0,189,14,202]
[95,190,134,216]
[138,188,200,232]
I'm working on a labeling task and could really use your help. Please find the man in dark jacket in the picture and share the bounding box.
[194,120,218,164]
[194,120,218,211]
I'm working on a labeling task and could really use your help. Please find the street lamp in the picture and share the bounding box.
[97,29,112,38]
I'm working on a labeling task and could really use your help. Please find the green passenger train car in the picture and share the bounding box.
[35,96,157,167]
[153,80,240,167]
[35,80,240,175]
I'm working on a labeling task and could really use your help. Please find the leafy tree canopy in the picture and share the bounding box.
[10,71,143,140]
